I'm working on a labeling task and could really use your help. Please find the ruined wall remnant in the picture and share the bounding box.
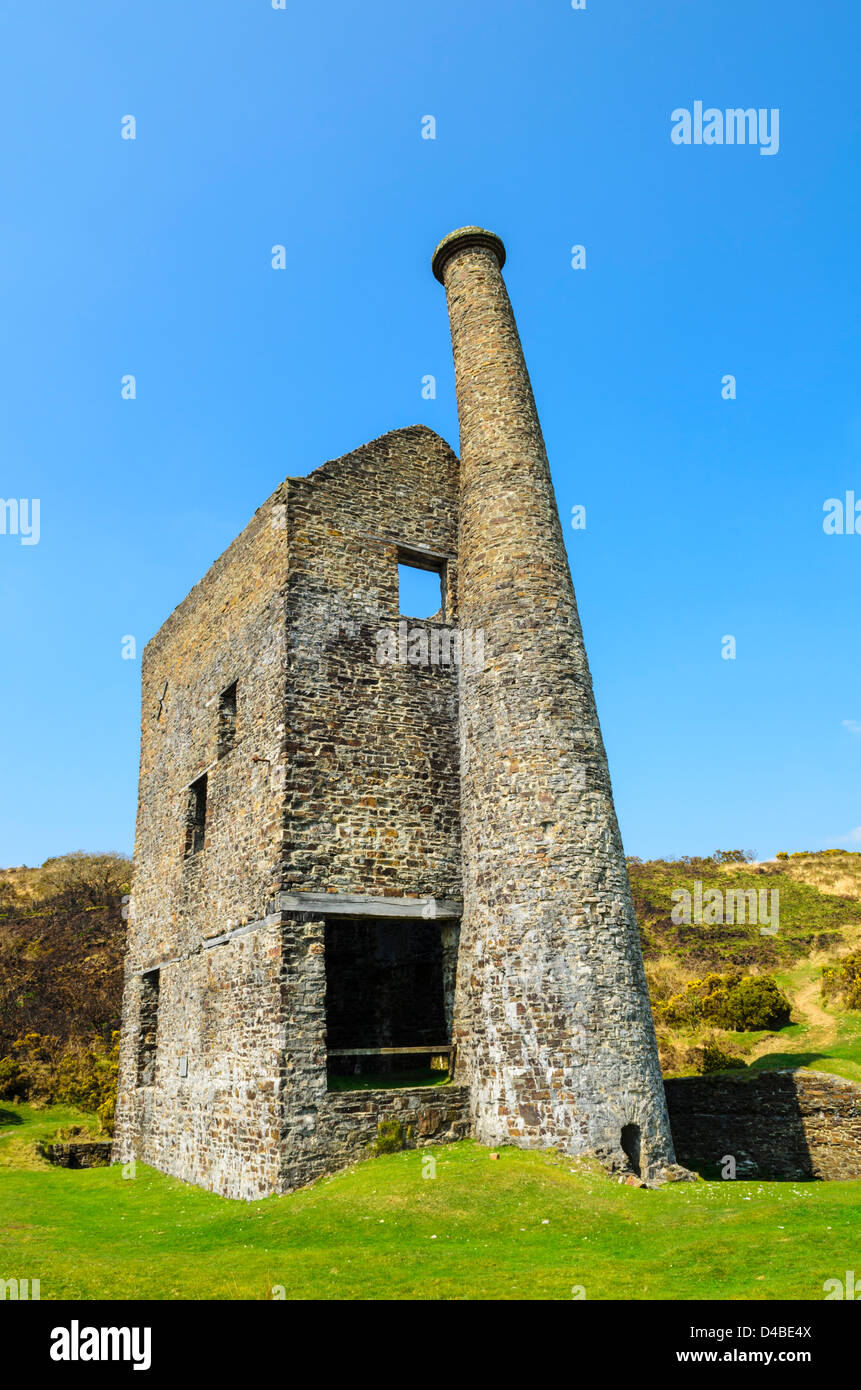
[665,1069,861,1181]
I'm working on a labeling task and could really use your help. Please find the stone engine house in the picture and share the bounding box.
[113,228,677,1199]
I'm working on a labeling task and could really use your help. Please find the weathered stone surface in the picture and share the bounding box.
[281,1085,471,1191]
[665,1070,861,1180]
[41,1140,113,1169]
[113,424,465,1200]
[436,227,675,1175]
[114,228,679,1199]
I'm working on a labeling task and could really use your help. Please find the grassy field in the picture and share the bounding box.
[0,1103,857,1301]
[2,849,860,1302]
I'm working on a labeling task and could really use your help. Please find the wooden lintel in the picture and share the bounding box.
[277,891,462,920]
[327,1046,453,1057]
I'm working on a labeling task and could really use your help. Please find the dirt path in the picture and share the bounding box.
[746,969,837,1067]
[793,977,837,1041]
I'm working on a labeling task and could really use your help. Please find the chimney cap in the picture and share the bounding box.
[432,226,506,283]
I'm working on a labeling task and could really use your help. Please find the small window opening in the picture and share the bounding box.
[396,550,444,620]
[217,681,237,757]
[185,774,207,856]
[621,1123,642,1176]
[136,969,160,1087]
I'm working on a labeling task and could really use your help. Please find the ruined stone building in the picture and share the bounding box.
[114,227,678,1199]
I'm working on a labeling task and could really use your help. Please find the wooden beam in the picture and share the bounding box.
[327,1046,453,1057]
[277,891,462,920]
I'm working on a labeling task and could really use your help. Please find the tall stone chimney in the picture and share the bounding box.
[433,227,676,1176]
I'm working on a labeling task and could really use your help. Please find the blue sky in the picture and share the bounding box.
[1,0,859,866]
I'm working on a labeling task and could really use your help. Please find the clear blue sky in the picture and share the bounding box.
[1,0,859,867]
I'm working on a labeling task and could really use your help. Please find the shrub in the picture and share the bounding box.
[656,971,791,1032]
[697,1039,747,1074]
[37,852,131,908]
[822,951,861,1012]
[5,1030,119,1133]
[0,1056,28,1101]
[701,975,791,1031]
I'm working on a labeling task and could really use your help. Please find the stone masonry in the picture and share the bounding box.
[665,1070,861,1181]
[114,228,676,1198]
[433,229,675,1174]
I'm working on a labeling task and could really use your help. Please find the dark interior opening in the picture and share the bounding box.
[325,918,452,1088]
[621,1123,642,1176]
[217,681,238,757]
[136,969,160,1087]
[185,774,207,856]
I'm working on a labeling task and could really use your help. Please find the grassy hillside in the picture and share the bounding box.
[2,848,861,1097]
[0,853,129,1052]
[0,1104,856,1301]
[632,851,861,1082]
[0,854,129,1127]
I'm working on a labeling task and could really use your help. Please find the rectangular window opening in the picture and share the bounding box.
[396,549,445,621]
[185,773,207,856]
[324,918,458,1091]
[217,681,238,757]
[136,969,160,1087]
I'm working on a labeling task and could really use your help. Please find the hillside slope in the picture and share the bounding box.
[0,854,129,1054]
[631,851,861,1081]
[1,849,860,1090]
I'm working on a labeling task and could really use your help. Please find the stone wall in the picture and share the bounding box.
[665,1069,861,1180]
[40,1141,113,1169]
[126,492,290,968]
[116,922,286,1200]
[113,475,290,1190]
[283,1083,471,1191]
[282,425,462,901]
[114,426,466,1199]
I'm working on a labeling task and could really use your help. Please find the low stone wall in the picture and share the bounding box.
[40,1140,113,1169]
[665,1069,861,1180]
[280,1083,471,1192]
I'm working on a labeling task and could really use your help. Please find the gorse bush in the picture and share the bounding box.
[3,1031,119,1133]
[0,1056,28,1101]
[697,1037,747,1074]
[822,950,861,1012]
[655,971,791,1032]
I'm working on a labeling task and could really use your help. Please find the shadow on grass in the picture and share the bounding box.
[746,1052,829,1073]
[0,1108,23,1127]
[327,1069,450,1092]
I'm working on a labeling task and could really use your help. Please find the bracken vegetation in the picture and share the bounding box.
[0,853,129,1131]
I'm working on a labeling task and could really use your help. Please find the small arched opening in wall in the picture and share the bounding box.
[621,1123,642,1176]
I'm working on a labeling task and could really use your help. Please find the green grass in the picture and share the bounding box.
[1,1104,857,1300]
[327,1069,450,1091]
